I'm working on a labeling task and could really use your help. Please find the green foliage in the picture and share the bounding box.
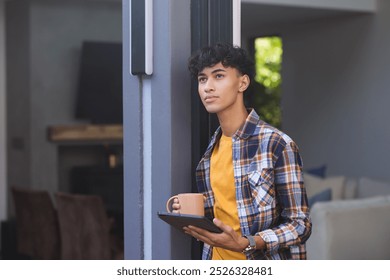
[253,37,282,128]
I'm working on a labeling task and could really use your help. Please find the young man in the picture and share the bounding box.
[180,43,311,260]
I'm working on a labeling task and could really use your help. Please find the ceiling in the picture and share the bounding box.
[241,3,364,30]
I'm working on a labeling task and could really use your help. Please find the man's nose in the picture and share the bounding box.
[204,79,214,92]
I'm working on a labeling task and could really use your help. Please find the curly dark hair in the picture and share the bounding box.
[188,42,255,81]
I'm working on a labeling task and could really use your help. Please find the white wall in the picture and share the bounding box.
[30,0,122,193]
[243,0,390,180]
[6,0,122,198]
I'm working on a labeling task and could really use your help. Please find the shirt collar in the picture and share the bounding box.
[233,108,260,140]
[203,109,260,157]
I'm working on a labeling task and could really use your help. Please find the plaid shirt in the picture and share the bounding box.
[196,109,311,260]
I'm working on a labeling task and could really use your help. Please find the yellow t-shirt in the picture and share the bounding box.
[210,134,246,260]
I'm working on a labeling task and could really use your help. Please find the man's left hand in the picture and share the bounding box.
[183,218,248,252]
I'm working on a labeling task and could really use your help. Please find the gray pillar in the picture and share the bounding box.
[0,0,7,225]
[123,0,192,260]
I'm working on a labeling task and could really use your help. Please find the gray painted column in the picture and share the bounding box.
[0,0,7,226]
[150,0,192,260]
[123,0,192,260]
[123,0,143,259]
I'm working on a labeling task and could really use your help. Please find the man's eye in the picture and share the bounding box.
[216,74,224,79]
[198,77,206,83]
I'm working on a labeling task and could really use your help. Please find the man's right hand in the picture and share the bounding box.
[171,198,181,213]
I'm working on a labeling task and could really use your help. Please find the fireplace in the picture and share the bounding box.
[49,125,124,241]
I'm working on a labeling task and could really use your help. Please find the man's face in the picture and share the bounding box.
[197,62,248,115]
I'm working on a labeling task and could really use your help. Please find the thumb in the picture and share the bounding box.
[213,218,231,233]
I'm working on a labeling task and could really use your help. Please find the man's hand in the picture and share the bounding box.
[183,218,249,252]
[171,198,180,213]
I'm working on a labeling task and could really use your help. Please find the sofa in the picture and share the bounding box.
[304,173,390,260]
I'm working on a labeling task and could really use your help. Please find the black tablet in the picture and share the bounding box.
[157,212,222,233]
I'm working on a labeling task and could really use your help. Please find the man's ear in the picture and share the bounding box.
[239,75,250,92]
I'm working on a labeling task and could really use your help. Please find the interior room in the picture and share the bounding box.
[241,0,390,259]
[0,0,123,259]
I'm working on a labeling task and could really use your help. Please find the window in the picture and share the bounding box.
[250,36,283,128]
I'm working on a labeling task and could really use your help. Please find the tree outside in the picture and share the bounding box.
[251,36,282,128]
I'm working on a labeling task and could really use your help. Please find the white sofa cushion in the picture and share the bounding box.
[311,195,389,211]
[304,173,346,200]
[357,177,390,199]
[308,188,332,207]
[344,178,358,200]
[307,195,390,259]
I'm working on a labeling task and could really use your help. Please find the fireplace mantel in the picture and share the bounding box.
[48,124,123,143]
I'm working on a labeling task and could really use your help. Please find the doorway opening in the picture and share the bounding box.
[246,36,283,129]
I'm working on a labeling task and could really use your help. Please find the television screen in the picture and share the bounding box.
[76,41,122,124]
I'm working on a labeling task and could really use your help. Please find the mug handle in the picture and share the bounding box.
[166,195,178,213]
